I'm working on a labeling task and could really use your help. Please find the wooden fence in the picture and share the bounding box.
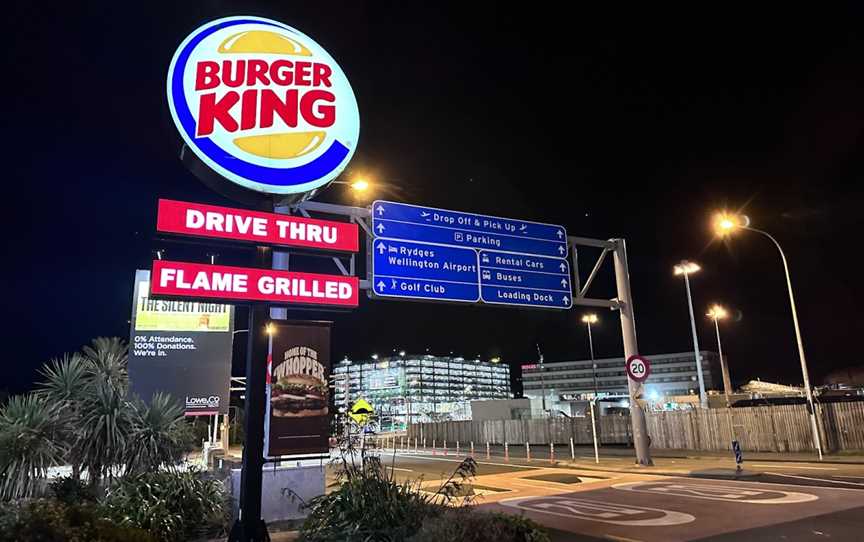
[407,402,864,453]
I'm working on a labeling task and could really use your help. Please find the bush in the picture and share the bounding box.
[49,476,96,505]
[410,509,550,542]
[101,469,229,542]
[0,498,156,542]
[299,455,477,542]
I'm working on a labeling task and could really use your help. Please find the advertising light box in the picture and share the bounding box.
[150,260,359,308]
[157,199,358,252]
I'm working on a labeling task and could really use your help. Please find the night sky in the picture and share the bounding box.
[5,2,864,394]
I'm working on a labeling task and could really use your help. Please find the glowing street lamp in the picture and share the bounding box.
[673,260,708,408]
[706,304,733,405]
[581,314,600,395]
[711,211,823,459]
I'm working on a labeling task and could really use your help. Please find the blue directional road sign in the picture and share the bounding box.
[479,250,573,309]
[372,238,480,303]
[372,201,568,258]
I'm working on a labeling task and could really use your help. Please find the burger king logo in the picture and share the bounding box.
[167,16,359,199]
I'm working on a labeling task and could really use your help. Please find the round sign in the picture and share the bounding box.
[167,16,360,201]
[625,355,651,382]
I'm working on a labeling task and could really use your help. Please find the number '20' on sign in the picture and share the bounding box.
[626,355,651,382]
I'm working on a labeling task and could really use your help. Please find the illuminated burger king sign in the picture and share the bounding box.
[167,17,359,200]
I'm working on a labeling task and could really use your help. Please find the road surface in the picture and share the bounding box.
[379,448,864,541]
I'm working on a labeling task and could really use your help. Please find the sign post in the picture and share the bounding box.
[613,240,653,466]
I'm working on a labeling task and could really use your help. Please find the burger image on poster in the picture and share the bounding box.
[271,346,328,417]
[167,16,360,204]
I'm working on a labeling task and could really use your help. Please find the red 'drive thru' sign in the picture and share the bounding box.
[156,199,358,252]
[151,260,358,308]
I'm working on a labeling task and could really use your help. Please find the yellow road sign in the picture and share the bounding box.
[349,398,374,425]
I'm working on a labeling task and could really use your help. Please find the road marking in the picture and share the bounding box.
[771,473,864,487]
[612,481,818,503]
[500,496,695,526]
[751,464,838,471]
[835,475,864,479]
[604,535,645,542]
[387,467,413,472]
[390,452,542,470]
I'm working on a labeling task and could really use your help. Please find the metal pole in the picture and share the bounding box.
[537,344,546,414]
[590,398,600,464]
[683,271,708,408]
[745,227,823,460]
[713,317,732,406]
[587,322,598,395]
[229,303,270,542]
[612,239,653,466]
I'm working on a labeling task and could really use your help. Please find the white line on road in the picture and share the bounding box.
[604,535,645,542]
[835,475,864,479]
[751,464,837,471]
[389,452,542,470]
[387,467,414,472]
[771,473,864,487]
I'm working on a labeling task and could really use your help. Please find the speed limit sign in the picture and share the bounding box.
[626,355,651,382]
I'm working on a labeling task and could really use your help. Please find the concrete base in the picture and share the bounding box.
[230,463,326,523]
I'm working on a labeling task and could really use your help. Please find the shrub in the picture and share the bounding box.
[101,469,229,542]
[299,454,477,542]
[410,509,550,542]
[49,476,96,505]
[0,498,156,542]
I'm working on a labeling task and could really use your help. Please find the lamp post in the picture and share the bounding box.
[706,304,733,406]
[674,260,708,408]
[714,213,823,459]
[581,314,599,396]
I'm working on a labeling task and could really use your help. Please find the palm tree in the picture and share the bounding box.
[37,353,89,478]
[0,394,66,500]
[125,393,193,475]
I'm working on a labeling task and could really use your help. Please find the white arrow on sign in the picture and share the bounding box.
[377,242,386,254]
[377,281,386,291]
[376,223,385,234]
[561,278,568,287]
[559,262,566,272]
[563,296,570,304]
[376,205,385,215]
[557,245,565,255]
[557,230,563,238]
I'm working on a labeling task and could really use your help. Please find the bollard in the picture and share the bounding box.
[423,437,426,449]
[456,441,460,455]
[486,441,490,460]
[526,442,531,462]
[444,440,448,456]
[432,439,436,455]
[504,442,509,461]
[415,438,418,454]
[550,442,555,463]
[470,441,474,457]
[570,437,575,460]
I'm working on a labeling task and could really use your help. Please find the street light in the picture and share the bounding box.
[706,304,733,406]
[673,260,708,408]
[581,314,599,396]
[712,211,823,459]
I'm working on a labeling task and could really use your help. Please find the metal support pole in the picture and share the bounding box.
[713,317,732,406]
[590,399,599,464]
[746,227,823,460]
[612,239,653,466]
[682,271,708,408]
[229,300,271,542]
[587,322,598,395]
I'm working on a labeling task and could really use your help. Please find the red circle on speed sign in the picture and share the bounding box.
[626,355,651,382]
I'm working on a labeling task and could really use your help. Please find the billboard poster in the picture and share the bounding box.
[129,270,234,415]
[265,321,332,457]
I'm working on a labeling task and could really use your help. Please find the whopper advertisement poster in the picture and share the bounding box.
[129,270,234,415]
[265,321,332,457]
